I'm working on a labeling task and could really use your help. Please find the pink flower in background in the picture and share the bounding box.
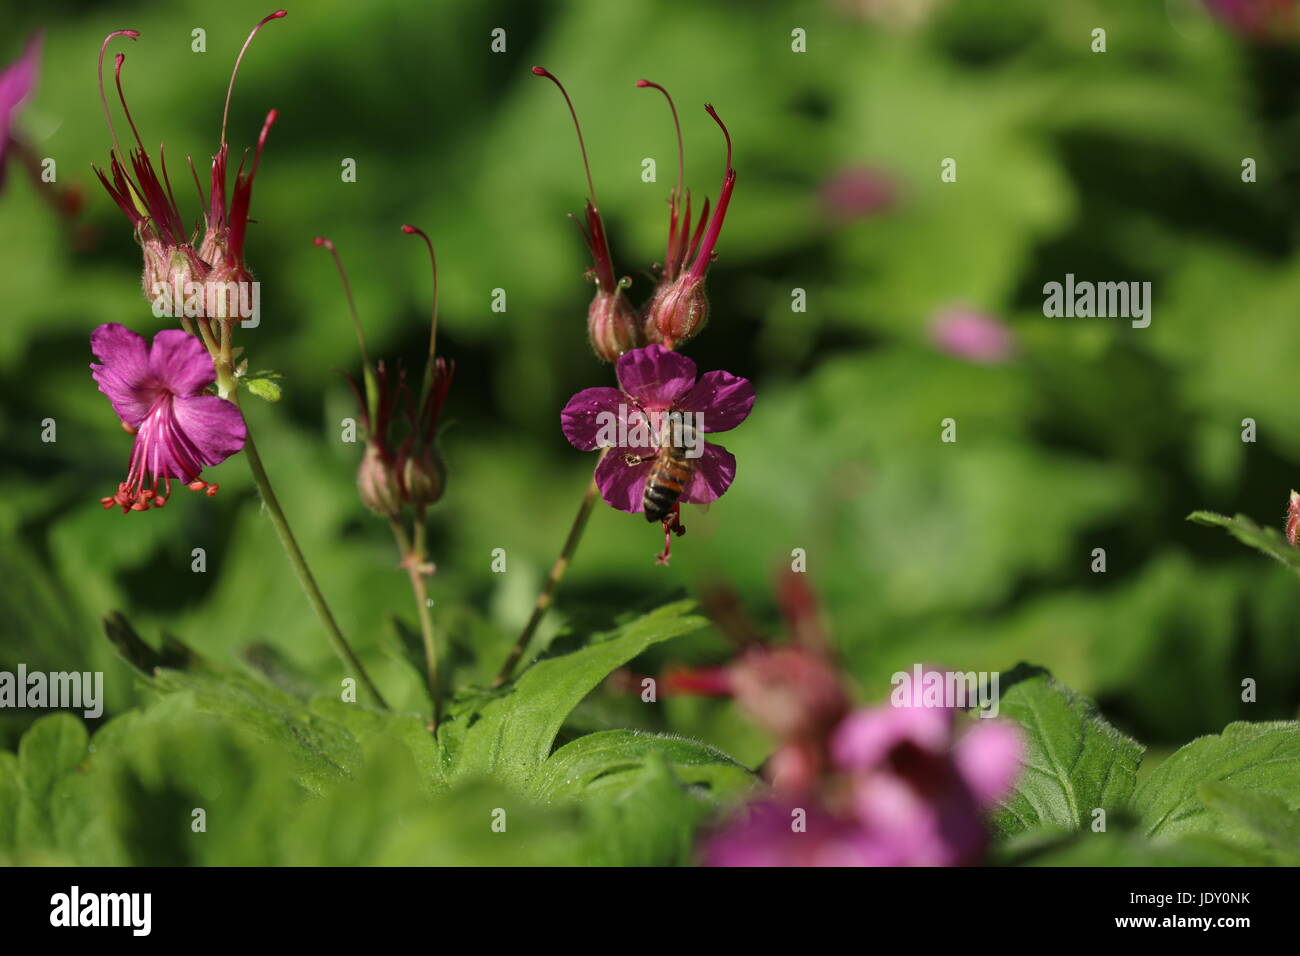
[929,307,1016,364]
[819,165,895,223]
[91,323,246,513]
[0,32,41,191]
[1204,0,1297,39]
[561,344,753,561]
[702,679,1023,867]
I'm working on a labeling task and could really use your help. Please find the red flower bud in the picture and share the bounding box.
[357,443,403,518]
[643,274,708,349]
[587,286,642,361]
[402,445,446,510]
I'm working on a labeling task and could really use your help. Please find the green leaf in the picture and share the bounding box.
[1135,721,1300,847]
[153,668,362,793]
[1198,781,1300,857]
[1187,510,1300,575]
[440,600,707,790]
[573,753,718,866]
[536,729,756,803]
[992,665,1145,837]
[243,371,284,403]
[999,828,1274,867]
[14,714,88,849]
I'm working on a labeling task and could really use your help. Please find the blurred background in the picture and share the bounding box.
[4,0,1300,783]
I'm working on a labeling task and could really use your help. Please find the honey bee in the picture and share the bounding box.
[640,443,695,523]
[622,418,697,523]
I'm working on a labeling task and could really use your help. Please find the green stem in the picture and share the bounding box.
[236,396,389,710]
[494,460,603,686]
[390,516,441,730]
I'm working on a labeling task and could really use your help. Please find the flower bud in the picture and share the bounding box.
[142,240,203,317]
[729,645,849,745]
[588,287,641,361]
[201,261,256,323]
[357,444,403,518]
[643,274,708,350]
[402,445,446,510]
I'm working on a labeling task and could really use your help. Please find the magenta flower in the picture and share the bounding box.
[91,323,246,513]
[561,344,753,562]
[702,688,1023,867]
[0,32,41,192]
[929,307,1016,364]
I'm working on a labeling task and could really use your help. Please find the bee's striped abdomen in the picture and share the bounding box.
[643,447,693,522]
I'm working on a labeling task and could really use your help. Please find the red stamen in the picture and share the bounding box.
[221,10,287,146]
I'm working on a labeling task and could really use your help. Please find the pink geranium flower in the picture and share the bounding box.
[561,344,753,561]
[0,32,41,192]
[702,687,1023,867]
[91,323,246,513]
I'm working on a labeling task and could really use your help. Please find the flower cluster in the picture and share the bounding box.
[94,13,283,326]
[538,69,750,562]
[88,13,289,512]
[316,229,455,526]
[533,68,736,359]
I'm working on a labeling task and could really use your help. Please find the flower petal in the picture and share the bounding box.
[675,369,754,432]
[594,447,654,513]
[149,329,217,397]
[681,441,736,504]
[560,387,626,451]
[90,323,156,427]
[831,704,953,772]
[953,720,1024,807]
[0,33,41,150]
[169,394,246,467]
[615,344,697,410]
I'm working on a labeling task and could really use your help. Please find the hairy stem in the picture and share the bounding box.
[390,515,441,730]
[494,458,603,685]
[235,395,389,709]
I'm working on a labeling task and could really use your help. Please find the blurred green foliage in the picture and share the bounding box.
[4,0,1300,863]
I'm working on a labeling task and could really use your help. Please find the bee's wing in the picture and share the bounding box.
[690,500,712,516]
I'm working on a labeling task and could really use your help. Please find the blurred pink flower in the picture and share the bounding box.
[819,165,895,223]
[1203,0,1297,39]
[0,32,41,192]
[929,308,1016,364]
[702,688,1023,867]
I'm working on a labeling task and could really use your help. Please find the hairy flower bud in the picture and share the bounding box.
[588,287,641,361]
[142,240,205,317]
[643,275,708,349]
[357,444,403,518]
[201,261,256,323]
[402,445,446,510]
